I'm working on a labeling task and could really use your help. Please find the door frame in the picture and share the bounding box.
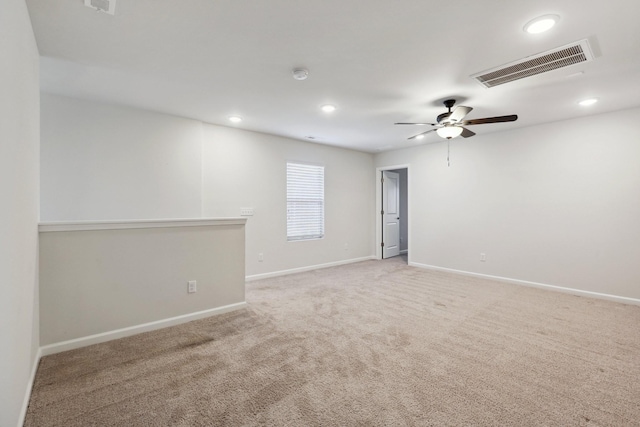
[382,170,401,259]
[375,164,410,261]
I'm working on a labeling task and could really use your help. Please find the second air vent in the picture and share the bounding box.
[471,39,594,88]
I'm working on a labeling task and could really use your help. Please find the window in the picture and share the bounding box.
[287,162,324,241]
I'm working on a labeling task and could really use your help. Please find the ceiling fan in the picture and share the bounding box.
[395,99,518,140]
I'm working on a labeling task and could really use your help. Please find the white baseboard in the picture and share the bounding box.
[40,302,247,357]
[246,256,376,282]
[18,347,42,427]
[409,262,640,306]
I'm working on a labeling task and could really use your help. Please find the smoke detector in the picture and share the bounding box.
[292,69,309,80]
[84,0,116,15]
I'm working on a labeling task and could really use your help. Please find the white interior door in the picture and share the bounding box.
[382,171,400,258]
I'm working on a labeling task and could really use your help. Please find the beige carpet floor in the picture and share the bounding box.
[25,258,640,426]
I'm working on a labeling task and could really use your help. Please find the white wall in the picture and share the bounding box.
[375,108,640,301]
[0,0,40,425]
[201,124,375,277]
[40,93,203,221]
[40,95,376,279]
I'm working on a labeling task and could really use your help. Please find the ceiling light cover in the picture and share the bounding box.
[321,104,336,113]
[437,126,463,139]
[228,116,242,123]
[524,15,560,34]
[578,98,598,106]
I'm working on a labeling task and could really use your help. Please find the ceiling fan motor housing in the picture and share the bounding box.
[437,112,452,124]
[437,99,457,123]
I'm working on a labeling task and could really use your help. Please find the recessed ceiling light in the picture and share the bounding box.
[578,98,598,106]
[321,104,336,113]
[228,116,242,123]
[524,14,560,34]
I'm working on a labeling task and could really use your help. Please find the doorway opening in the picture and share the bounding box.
[376,165,409,263]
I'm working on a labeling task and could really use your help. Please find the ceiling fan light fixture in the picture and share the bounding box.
[436,126,463,139]
[524,14,560,34]
[396,99,517,141]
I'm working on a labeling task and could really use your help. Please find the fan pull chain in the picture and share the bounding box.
[447,141,450,167]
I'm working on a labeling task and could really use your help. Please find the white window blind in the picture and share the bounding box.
[287,162,324,241]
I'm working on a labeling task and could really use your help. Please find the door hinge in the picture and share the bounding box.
[381,210,384,215]
[381,242,385,247]
[381,177,384,183]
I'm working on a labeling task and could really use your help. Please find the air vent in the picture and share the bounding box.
[471,39,594,88]
[84,0,116,15]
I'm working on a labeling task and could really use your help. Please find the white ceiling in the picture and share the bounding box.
[26,0,640,153]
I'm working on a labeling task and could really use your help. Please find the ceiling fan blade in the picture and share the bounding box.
[460,127,475,138]
[408,129,437,140]
[461,114,518,125]
[448,106,473,123]
[394,122,438,126]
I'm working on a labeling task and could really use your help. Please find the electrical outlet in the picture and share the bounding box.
[240,207,254,216]
[188,280,197,293]
[480,253,486,262]
[258,253,264,262]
